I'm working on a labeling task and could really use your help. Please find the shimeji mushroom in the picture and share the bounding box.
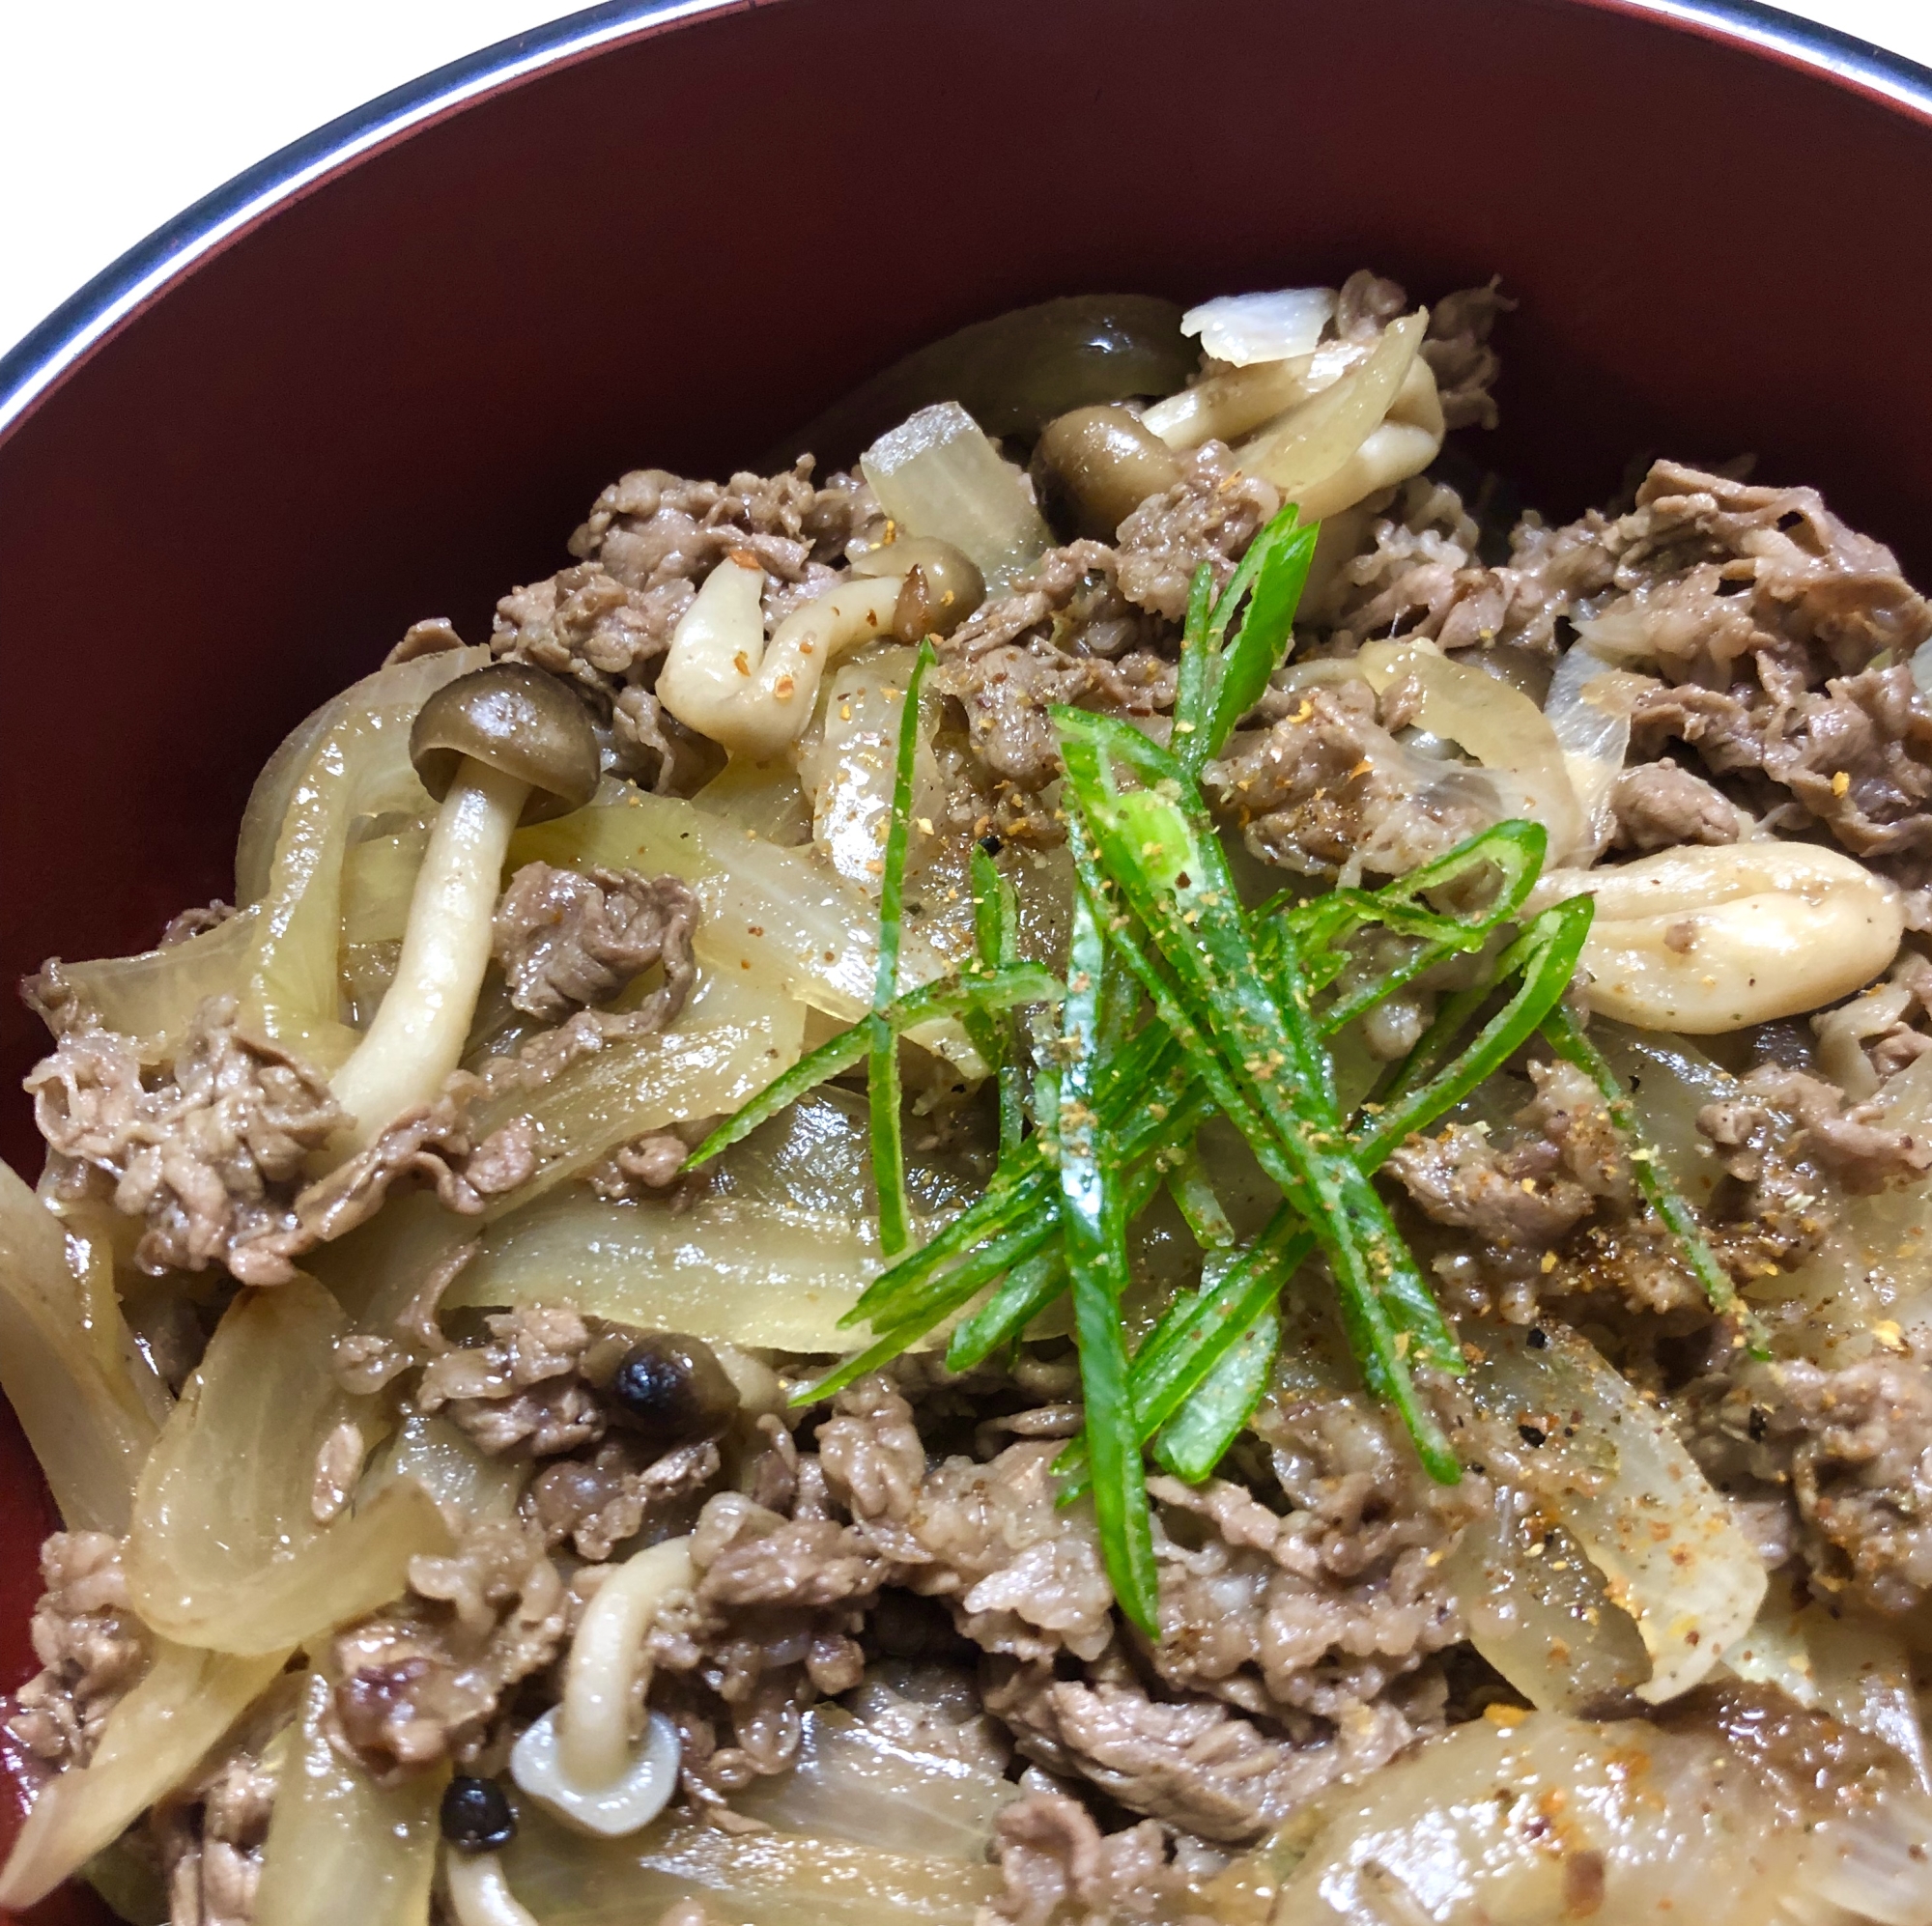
[656,539,983,760]
[511,1535,693,1835]
[327,664,599,1153]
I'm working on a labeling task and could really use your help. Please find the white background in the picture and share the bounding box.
[0,0,1928,361]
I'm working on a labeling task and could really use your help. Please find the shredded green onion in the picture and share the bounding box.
[867,641,936,1260]
[741,524,1739,1630]
[1054,887,1159,1631]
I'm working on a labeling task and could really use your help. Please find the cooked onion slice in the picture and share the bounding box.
[1357,637,1588,862]
[1247,1707,1932,1925]
[1181,286,1337,365]
[126,1276,450,1653]
[0,1167,158,1534]
[731,1707,1017,1860]
[862,401,1052,591]
[0,1640,290,1910]
[254,1672,445,1926]
[1462,1321,1766,1703]
[510,792,979,1068]
[500,1806,1003,1926]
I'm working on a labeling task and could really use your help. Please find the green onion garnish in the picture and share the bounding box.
[707,520,1733,1635]
[868,640,936,1259]
[969,845,1026,1159]
[1054,886,1159,1631]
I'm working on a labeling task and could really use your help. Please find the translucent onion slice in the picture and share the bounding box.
[861,402,1052,591]
[1233,314,1431,521]
[0,1165,158,1534]
[254,1673,445,1926]
[364,1409,527,1527]
[1543,637,1646,860]
[1439,1491,1650,1714]
[50,904,262,1059]
[730,1708,1017,1860]
[471,1010,806,1217]
[0,1639,290,1910]
[242,644,490,1069]
[795,644,949,903]
[1463,1321,1766,1703]
[1357,638,1589,863]
[1591,1023,1735,1207]
[500,1804,1003,1926]
[692,756,811,847]
[509,794,979,1069]
[448,1193,927,1353]
[1248,1708,1932,1925]
[341,824,431,947]
[127,1275,450,1653]
[1180,287,1337,366]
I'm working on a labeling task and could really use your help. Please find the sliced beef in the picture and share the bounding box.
[328,1517,568,1772]
[492,564,695,789]
[26,991,556,1287]
[493,459,881,785]
[1208,680,1498,882]
[7,1533,148,1770]
[1683,1355,1932,1615]
[1385,1123,1596,1249]
[1608,757,1740,851]
[938,642,1175,791]
[526,1438,720,1561]
[987,1788,1206,1926]
[415,1304,607,1459]
[1697,1063,1932,1194]
[1421,281,1513,432]
[1111,444,1280,623]
[493,863,697,1022]
[291,1093,538,1248]
[27,996,344,1286]
[646,1490,888,1796]
[151,1687,291,1926]
[986,1665,1331,1843]
[1388,1059,1632,1253]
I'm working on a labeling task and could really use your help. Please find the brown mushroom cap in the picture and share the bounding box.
[851,534,987,641]
[1030,404,1182,541]
[410,663,600,824]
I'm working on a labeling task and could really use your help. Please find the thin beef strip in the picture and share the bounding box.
[27,996,544,1286]
[1608,757,1741,851]
[803,1377,1468,1843]
[7,1533,148,1771]
[492,863,698,1022]
[988,1788,1218,1926]
[1207,679,1499,882]
[327,1517,569,1774]
[1683,1354,1932,1615]
[27,997,345,1286]
[1697,1063,1932,1195]
[151,1685,294,1926]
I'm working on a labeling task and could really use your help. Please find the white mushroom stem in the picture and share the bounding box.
[443,1852,540,1926]
[327,758,527,1153]
[558,1535,694,1788]
[656,556,907,760]
[1528,842,1905,1033]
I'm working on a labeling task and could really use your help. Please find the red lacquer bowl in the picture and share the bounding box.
[2,0,1929,1914]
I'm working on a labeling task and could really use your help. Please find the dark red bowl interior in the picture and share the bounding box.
[2,0,1930,1913]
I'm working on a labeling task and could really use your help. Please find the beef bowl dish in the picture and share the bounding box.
[12,225,1932,1926]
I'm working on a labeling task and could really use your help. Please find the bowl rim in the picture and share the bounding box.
[0,0,1927,448]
